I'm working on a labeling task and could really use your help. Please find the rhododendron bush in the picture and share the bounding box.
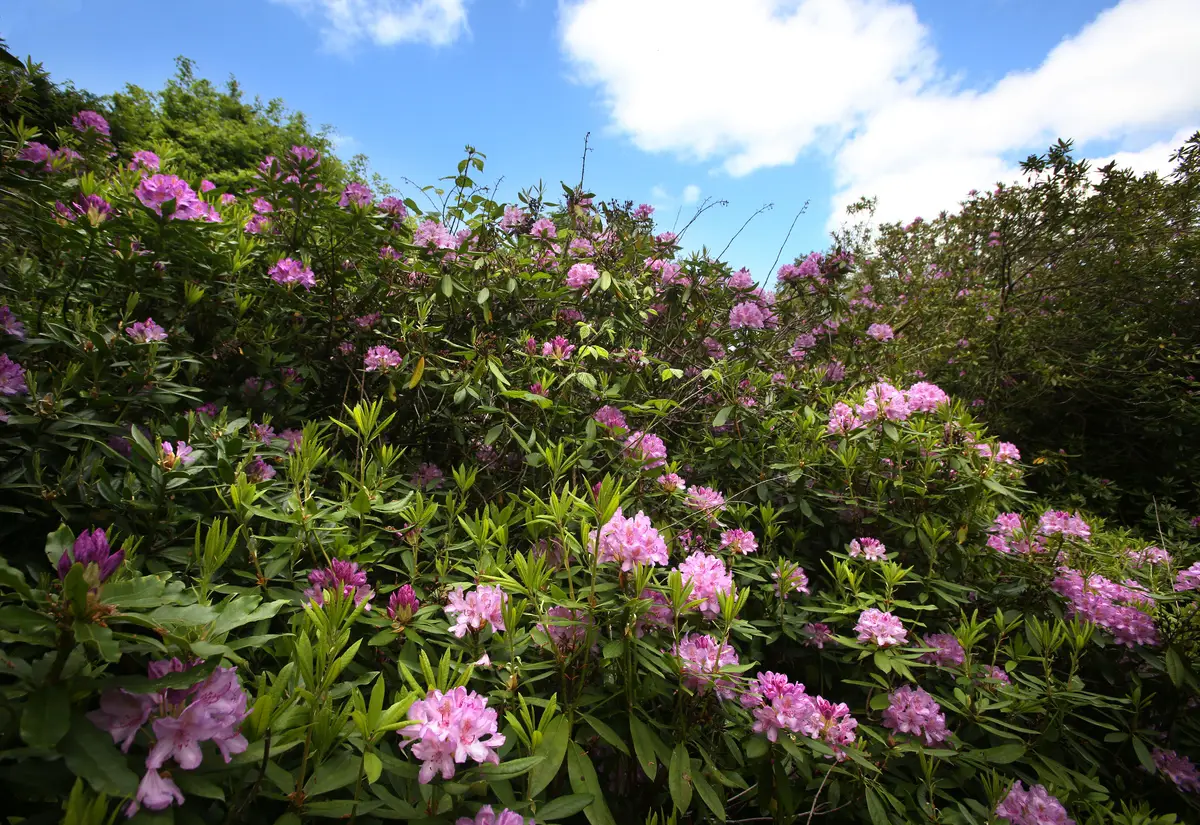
[3,71,1200,825]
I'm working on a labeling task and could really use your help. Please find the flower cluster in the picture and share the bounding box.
[919,633,965,668]
[90,659,249,815]
[456,806,530,825]
[593,405,627,431]
[444,585,507,637]
[126,318,167,343]
[742,671,858,758]
[848,537,886,561]
[881,685,950,745]
[400,687,505,783]
[1153,748,1200,793]
[565,262,599,289]
[676,552,735,618]
[1051,568,1157,647]
[685,486,726,518]
[855,608,907,647]
[994,782,1074,825]
[56,527,123,582]
[673,633,739,699]
[719,528,757,555]
[269,258,316,290]
[135,175,219,222]
[1175,562,1200,592]
[622,430,667,468]
[589,509,669,571]
[304,559,375,609]
[387,584,420,624]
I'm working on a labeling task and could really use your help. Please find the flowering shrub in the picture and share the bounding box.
[0,73,1198,825]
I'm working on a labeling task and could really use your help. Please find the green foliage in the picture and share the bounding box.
[0,56,1198,825]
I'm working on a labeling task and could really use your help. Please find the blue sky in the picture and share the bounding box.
[4,0,1198,281]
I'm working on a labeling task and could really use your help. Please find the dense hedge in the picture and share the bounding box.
[1,63,1199,825]
[839,138,1200,528]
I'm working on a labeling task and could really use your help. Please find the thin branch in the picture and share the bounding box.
[578,131,592,191]
[718,202,774,260]
[768,200,810,276]
[676,196,730,243]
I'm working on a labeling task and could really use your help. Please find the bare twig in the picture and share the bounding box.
[768,200,810,276]
[719,202,775,261]
[578,131,592,190]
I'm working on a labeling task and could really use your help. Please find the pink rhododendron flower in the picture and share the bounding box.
[269,258,316,290]
[135,174,206,221]
[719,528,757,555]
[676,552,735,618]
[444,585,507,637]
[1153,748,1200,793]
[339,182,373,208]
[400,687,505,783]
[529,218,556,239]
[364,345,402,372]
[593,405,627,430]
[827,402,863,435]
[1175,562,1200,592]
[540,336,576,359]
[387,585,420,624]
[1038,510,1091,541]
[126,318,167,343]
[905,382,949,412]
[623,430,667,468]
[129,150,160,172]
[246,457,275,483]
[855,608,907,647]
[1052,568,1157,647]
[589,509,669,570]
[882,685,950,745]
[856,382,911,423]
[995,781,1074,825]
[773,562,810,599]
[304,559,374,609]
[410,462,443,490]
[657,472,687,493]
[866,323,894,341]
[413,219,455,249]
[729,301,766,330]
[160,441,196,470]
[673,633,739,699]
[0,306,25,340]
[920,633,965,668]
[1128,545,1171,566]
[456,806,531,825]
[686,485,726,518]
[565,262,599,289]
[72,109,110,136]
[848,537,886,561]
[56,527,124,582]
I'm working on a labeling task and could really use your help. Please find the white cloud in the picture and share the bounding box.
[682,184,701,204]
[649,183,703,209]
[558,0,1200,233]
[276,0,468,49]
[1090,127,1196,178]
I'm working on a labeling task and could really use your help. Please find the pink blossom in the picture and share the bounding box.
[848,537,886,561]
[401,687,505,783]
[686,486,727,518]
[529,218,557,239]
[135,174,206,221]
[804,622,833,648]
[444,585,507,637]
[128,150,160,172]
[676,552,735,618]
[773,562,810,599]
[905,382,949,412]
[589,509,669,571]
[920,633,965,668]
[72,109,110,136]
[565,262,599,289]
[160,441,196,470]
[1128,546,1172,567]
[623,430,668,468]
[456,806,531,825]
[269,258,316,290]
[593,405,628,431]
[657,472,687,493]
[827,402,863,435]
[729,301,766,330]
[1037,510,1091,540]
[673,633,739,700]
[126,318,167,343]
[1052,568,1158,647]
[856,382,911,423]
[866,323,894,341]
[537,606,593,652]
[1153,748,1200,793]
[364,345,403,372]
[540,336,575,359]
[882,685,950,745]
[855,608,907,647]
[413,220,455,249]
[387,585,420,624]
[719,528,757,555]
[995,781,1074,825]
[1175,562,1200,592]
[304,559,374,609]
[410,463,443,490]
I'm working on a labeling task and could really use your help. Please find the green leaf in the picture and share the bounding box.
[60,713,140,796]
[0,557,32,598]
[363,752,383,785]
[629,716,659,780]
[478,754,544,780]
[712,406,733,428]
[1166,647,1186,688]
[407,356,425,389]
[865,787,891,825]
[101,575,172,609]
[979,742,1024,764]
[566,741,617,825]
[1132,736,1156,773]
[669,743,693,814]
[305,752,361,797]
[528,715,570,797]
[537,794,595,821]
[579,712,629,756]
[45,524,74,567]
[441,274,454,297]
[21,683,71,749]
[691,769,725,821]
[477,287,490,305]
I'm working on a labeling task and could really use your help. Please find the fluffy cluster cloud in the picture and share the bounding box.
[559,0,1200,230]
[276,0,468,49]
